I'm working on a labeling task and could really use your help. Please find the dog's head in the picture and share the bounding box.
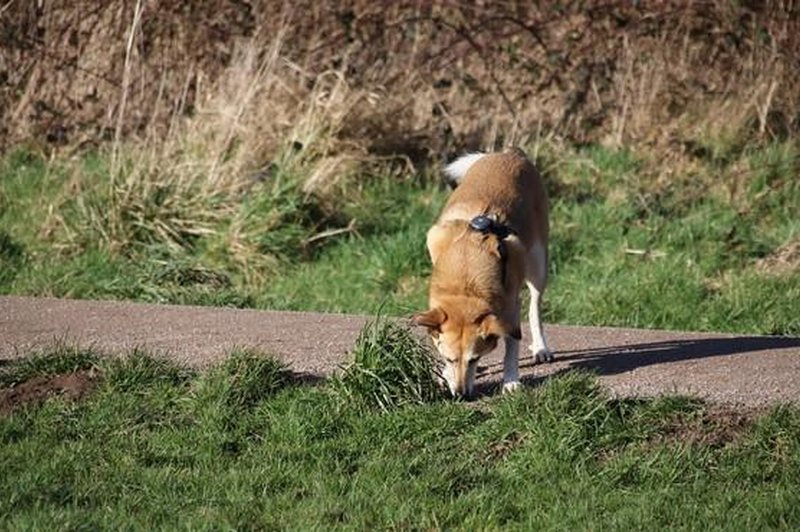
[413,305,520,397]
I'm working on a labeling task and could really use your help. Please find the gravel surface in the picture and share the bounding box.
[2,295,799,406]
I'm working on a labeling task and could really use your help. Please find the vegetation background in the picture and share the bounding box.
[1,0,798,333]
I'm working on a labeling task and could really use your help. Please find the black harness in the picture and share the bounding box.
[468,215,515,285]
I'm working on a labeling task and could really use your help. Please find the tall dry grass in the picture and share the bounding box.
[51,24,397,281]
[5,1,798,151]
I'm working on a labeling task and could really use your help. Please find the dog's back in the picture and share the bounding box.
[439,149,548,251]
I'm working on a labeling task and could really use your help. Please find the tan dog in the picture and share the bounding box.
[413,149,552,397]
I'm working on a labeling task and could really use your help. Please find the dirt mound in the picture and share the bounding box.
[1,1,798,154]
[0,370,97,416]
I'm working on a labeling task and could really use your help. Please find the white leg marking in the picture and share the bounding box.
[502,336,522,393]
[527,281,552,363]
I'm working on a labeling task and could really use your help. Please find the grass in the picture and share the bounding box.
[1,139,798,334]
[10,3,799,160]
[1,4,796,335]
[1,342,799,529]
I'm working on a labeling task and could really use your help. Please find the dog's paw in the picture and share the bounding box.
[531,347,554,364]
[502,381,522,394]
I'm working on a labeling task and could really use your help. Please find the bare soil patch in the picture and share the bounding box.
[0,370,98,416]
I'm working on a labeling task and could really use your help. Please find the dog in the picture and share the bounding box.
[413,148,552,397]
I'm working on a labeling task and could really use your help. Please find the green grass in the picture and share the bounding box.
[2,344,799,529]
[332,317,444,411]
[1,141,798,333]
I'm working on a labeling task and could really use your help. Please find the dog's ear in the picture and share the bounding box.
[426,226,449,264]
[426,222,463,264]
[411,307,447,332]
[478,313,522,340]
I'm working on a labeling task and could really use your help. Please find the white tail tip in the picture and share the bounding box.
[443,152,486,184]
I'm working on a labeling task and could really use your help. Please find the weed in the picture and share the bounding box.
[0,231,25,285]
[102,350,194,393]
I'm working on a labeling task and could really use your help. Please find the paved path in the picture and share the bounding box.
[2,296,799,406]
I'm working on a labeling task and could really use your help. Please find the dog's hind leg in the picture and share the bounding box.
[526,242,553,363]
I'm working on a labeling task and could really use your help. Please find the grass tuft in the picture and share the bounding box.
[102,350,193,393]
[0,231,26,286]
[332,318,443,412]
[187,350,294,450]
[197,349,292,411]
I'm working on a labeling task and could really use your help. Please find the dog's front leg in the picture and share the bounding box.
[502,336,521,393]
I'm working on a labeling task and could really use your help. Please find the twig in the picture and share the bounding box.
[0,0,16,18]
[624,248,666,259]
[304,220,357,246]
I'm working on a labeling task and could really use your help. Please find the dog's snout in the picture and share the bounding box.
[439,351,476,400]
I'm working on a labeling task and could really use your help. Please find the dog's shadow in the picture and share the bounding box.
[472,335,800,399]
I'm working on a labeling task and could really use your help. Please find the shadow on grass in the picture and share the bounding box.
[290,372,326,386]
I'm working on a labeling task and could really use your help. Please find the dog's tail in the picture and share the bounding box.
[443,152,486,189]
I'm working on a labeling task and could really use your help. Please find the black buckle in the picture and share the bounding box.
[469,215,493,232]
[469,215,513,239]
